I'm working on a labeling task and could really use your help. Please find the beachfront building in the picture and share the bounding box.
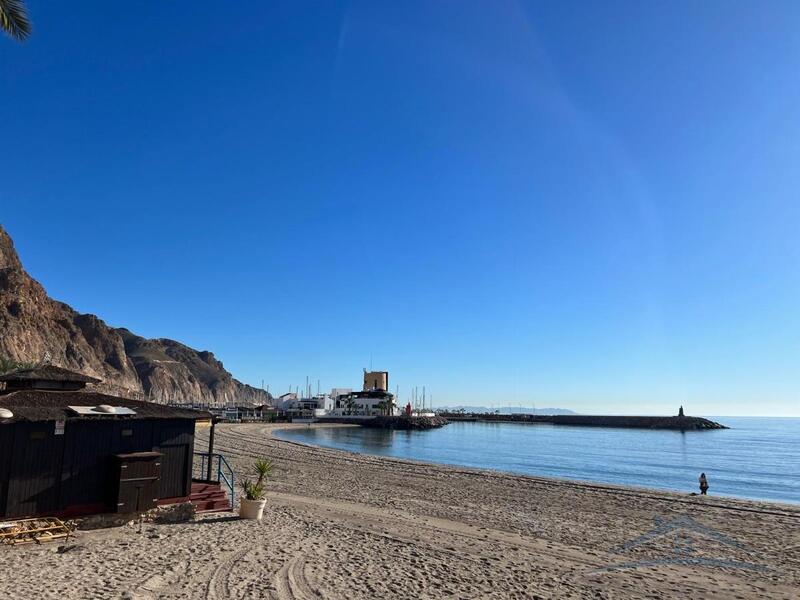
[330,388,352,402]
[330,390,398,417]
[271,372,398,419]
[321,370,398,417]
[277,392,333,419]
[313,394,335,414]
[297,395,330,417]
[277,392,298,408]
[218,404,276,422]
[0,365,229,519]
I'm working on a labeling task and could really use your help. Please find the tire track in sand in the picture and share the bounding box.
[273,552,317,600]
[205,546,251,600]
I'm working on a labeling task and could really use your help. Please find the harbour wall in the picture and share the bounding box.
[440,413,727,430]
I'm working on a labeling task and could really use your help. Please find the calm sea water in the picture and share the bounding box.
[277,417,800,504]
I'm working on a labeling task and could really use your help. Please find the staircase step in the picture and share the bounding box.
[189,490,227,498]
[191,483,224,494]
[189,493,228,502]
[193,499,232,512]
[194,501,231,510]
[191,487,225,495]
[189,480,232,513]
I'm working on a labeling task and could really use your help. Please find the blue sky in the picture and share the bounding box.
[2,1,799,416]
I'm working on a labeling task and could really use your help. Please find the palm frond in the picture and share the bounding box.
[0,0,32,42]
[0,355,35,374]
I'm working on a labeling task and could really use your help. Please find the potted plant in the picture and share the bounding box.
[239,459,273,520]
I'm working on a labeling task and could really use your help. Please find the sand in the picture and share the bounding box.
[1,422,798,599]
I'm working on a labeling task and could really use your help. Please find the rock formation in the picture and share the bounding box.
[0,225,270,406]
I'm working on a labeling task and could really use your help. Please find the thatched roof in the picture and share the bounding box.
[0,390,211,423]
[0,364,101,384]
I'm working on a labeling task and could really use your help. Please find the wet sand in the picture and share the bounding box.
[1,422,798,599]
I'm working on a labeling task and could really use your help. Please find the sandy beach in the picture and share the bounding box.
[1,422,798,599]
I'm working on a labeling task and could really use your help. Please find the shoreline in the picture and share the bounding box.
[272,422,800,510]
[2,422,797,599]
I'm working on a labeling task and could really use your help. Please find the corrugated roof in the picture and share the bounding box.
[0,365,102,384]
[0,390,212,423]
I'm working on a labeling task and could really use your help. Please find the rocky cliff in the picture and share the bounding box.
[0,225,270,406]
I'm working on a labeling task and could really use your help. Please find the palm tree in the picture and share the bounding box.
[1,0,31,41]
[0,355,35,375]
[0,355,18,375]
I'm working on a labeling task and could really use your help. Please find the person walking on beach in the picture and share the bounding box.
[699,472,709,495]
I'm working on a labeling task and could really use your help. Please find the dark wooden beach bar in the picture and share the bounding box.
[0,365,211,519]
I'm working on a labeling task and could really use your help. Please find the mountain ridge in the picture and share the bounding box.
[0,225,269,406]
[437,406,577,415]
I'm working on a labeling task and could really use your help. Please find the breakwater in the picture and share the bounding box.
[439,413,727,430]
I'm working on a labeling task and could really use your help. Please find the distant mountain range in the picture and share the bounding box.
[0,225,270,406]
[438,406,577,415]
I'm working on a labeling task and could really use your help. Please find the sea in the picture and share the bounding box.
[276,417,800,505]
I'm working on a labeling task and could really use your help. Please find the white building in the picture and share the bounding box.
[277,392,298,410]
[278,393,334,419]
[329,390,399,417]
[330,388,352,402]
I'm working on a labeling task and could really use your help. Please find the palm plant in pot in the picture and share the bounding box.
[239,459,273,520]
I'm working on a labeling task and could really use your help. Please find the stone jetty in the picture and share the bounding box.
[441,412,727,430]
[365,415,449,430]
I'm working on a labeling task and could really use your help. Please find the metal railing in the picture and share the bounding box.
[193,452,235,506]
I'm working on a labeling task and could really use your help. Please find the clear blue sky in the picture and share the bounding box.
[3,1,799,416]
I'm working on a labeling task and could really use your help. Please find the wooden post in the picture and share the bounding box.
[206,419,216,481]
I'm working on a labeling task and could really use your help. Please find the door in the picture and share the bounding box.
[157,444,190,499]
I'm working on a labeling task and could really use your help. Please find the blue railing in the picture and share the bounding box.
[194,452,235,507]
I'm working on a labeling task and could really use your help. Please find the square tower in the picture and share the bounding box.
[363,370,388,392]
